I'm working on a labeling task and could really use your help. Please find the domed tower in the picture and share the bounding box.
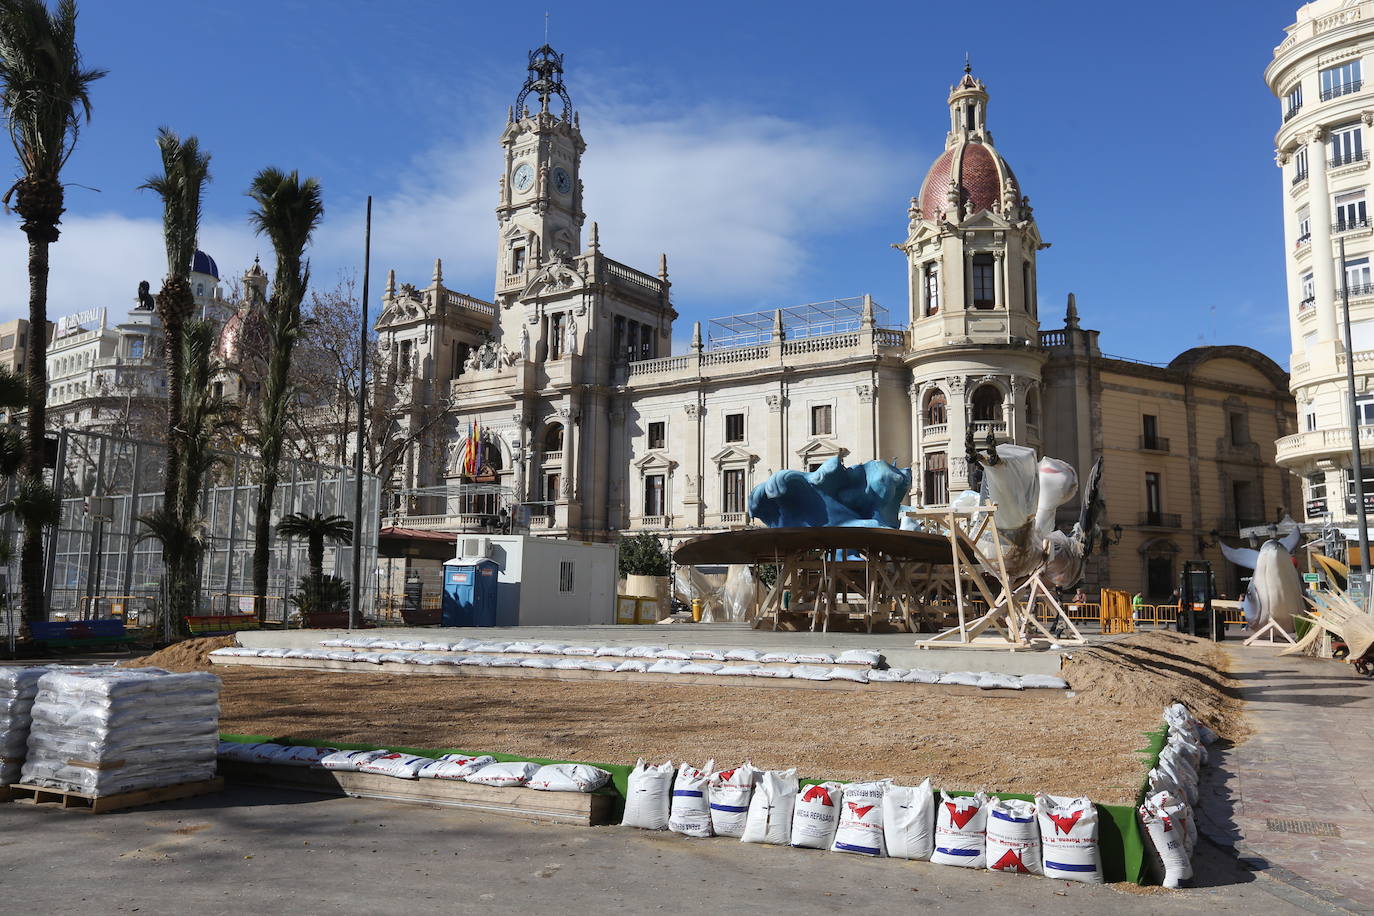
[899,66,1050,503]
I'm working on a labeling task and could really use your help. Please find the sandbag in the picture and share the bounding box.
[789,666,832,681]
[724,648,763,662]
[867,669,908,682]
[826,667,869,684]
[709,763,758,837]
[465,761,540,787]
[716,665,760,676]
[358,753,433,779]
[654,648,692,660]
[986,797,1042,875]
[647,659,689,674]
[741,768,797,845]
[1036,793,1103,884]
[689,649,726,661]
[836,649,881,667]
[562,646,597,656]
[1140,790,1193,888]
[1019,674,1069,689]
[882,778,935,860]
[792,652,835,665]
[903,669,942,684]
[679,663,723,675]
[615,659,650,673]
[937,671,981,686]
[274,745,336,767]
[758,652,792,663]
[932,791,988,868]
[790,781,843,849]
[528,763,611,793]
[417,754,496,780]
[977,672,1023,690]
[594,645,630,657]
[830,780,889,856]
[668,760,715,837]
[621,759,675,830]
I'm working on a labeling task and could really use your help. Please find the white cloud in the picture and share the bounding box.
[0,100,902,326]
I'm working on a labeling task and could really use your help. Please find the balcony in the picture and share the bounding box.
[1332,217,1370,233]
[1290,169,1309,186]
[1295,232,1312,249]
[1139,435,1170,452]
[1320,80,1362,101]
[720,512,748,526]
[1299,296,1317,311]
[1277,424,1374,464]
[1330,150,1369,168]
[1284,104,1303,122]
[638,515,666,528]
[923,423,949,440]
[1339,283,1374,299]
[970,420,1006,436]
[1138,511,1182,528]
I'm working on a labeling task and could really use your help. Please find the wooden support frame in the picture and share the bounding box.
[1243,619,1297,647]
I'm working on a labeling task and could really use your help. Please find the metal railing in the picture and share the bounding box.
[1332,216,1370,233]
[1291,168,1309,185]
[1138,511,1182,528]
[1299,296,1316,310]
[1320,79,1362,101]
[1295,232,1312,248]
[1330,150,1369,168]
[1340,282,1374,298]
[1139,435,1170,452]
[1285,104,1303,122]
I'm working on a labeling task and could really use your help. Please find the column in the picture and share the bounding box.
[947,376,969,490]
[994,251,1005,310]
[1279,150,1305,356]
[1308,129,1340,343]
[909,381,924,504]
[1007,377,1022,443]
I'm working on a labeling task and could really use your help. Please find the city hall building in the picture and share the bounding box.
[378,47,1295,598]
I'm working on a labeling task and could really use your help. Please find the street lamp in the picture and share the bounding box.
[1100,523,1124,551]
[1339,237,1371,606]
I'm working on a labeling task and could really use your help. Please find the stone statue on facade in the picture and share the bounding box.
[519,325,530,360]
[564,314,578,356]
[136,280,155,311]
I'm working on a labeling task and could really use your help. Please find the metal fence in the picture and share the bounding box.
[1,427,381,632]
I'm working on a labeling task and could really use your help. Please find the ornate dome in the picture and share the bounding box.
[192,249,219,280]
[216,303,268,363]
[914,69,1023,223]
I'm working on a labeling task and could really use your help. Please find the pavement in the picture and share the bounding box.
[1198,646,1374,915]
[0,785,1351,915]
[236,622,1074,674]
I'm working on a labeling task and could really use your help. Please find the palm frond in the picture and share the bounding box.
[138,126,211,279]
[0,0,107,180]
[0,364,25,408]
[0,475,60,527]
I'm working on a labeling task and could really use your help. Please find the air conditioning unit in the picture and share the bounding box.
[460,537,489,559]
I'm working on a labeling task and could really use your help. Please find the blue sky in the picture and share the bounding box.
[0,0,1302,366]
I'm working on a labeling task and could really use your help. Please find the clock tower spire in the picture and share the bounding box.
[495,44,586,308]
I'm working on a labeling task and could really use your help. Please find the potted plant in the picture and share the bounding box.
[618,533,671,621]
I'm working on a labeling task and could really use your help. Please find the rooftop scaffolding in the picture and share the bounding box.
[706,296,893,350]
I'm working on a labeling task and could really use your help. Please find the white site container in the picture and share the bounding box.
[447,534,616,626]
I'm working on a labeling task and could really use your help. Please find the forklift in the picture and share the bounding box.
[1176,560,1225,641]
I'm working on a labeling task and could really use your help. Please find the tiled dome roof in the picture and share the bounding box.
[192,250,219,280]
[917,141,1017,222]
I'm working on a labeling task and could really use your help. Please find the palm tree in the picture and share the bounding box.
[0,0,106,623]
[139,127,210,523]
[276,511,352,593]
[246,167,323,621]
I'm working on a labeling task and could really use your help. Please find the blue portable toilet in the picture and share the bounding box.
[442,558,499,627]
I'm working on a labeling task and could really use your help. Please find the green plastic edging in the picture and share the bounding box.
[221,732,1161,883]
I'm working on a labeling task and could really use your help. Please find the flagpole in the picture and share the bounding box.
[349,196,372,631]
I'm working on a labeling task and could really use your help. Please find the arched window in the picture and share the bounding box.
[971,385,1003,422]
[486,439,504,471]
[924,390,947,426]
[543,423,564,453]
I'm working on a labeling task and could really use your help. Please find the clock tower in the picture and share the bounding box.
[494,44,586,323]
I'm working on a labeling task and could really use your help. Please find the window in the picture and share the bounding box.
[543,472,561,510]
[549,314,563,360]
[1356,396,1374,426]
[972,254,995,308]
[1228,411,1248,446]
[0,334,12,351]
[924,452,948,506]
[128,336,144,359]
[1292,146,1309,185]
[924,263,940,316]
[613,316,625,360]
[1344,256,1372,294]
[1308,473,1326,500]
[1025,389,1040,427]
[1335,191,1367,232]
[543,424,563,453]
[1331,122,1365,166]
[1142,414,1161,449]
[1297,206,1311,246]
[722,469,746,514]
[810,404,833,436]
[559,560,575,593]
[1305,406,1318,432]
[644,473,665,517]
[1320,60,1362,100]
[924,391,947,426]
[511,246,526,273]
[196,283,204,297]
[454,342,470,377]
[808,462,824,473]
[1231,480,1254,527]
[971,385,1002,422]
[647,421,665,449]
[1285,82,1303,120]
[1145,472,1162,522]
[1301,272,1315,309]
[1022,261,1033,314]
[399,339,412,376]
[725,412,745,443]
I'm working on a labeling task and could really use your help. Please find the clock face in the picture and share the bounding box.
[553,166,572,195]
[511,163,534,192]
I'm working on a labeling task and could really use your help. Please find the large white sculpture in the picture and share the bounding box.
[1220,528,1303,633]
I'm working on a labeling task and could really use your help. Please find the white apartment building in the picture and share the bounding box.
[1268,0,1374,530]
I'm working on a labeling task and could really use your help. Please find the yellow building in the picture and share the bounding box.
[1042,304,1296,599]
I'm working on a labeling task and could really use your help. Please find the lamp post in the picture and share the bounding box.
[349,197,372,631]
[1339,237,1371,606]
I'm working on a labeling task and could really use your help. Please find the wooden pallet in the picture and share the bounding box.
[6,777,223,814]
[218,761,613,825]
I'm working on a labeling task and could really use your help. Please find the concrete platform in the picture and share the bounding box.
[236,623,1086,675]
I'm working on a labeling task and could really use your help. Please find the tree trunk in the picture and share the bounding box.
[162,308,184,521]
[21,231,51,623]
[309,534,324,588]
[252,491,273,623]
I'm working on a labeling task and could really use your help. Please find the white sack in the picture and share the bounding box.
[836,649,881,667]
[790,781,843,849]
[621,759,675,830]
[937,671,981,686]
[741,768,797,845]
[465,761,540,787]
[792,652,835,665]
[1140,790,1193,888]
[709,763,758,837]
[417,754,496,780]
[932,791,988,868]
[668,760,715,837]
[1019,674,1069,689]
[274,745,336,767]
[977,672,1023,690]
[789,666,832,681]
[883,779,936,860]
[528,763,611,793]
[358,753,433,779]
[986,797,1042,875]
[830,780,890,857]
[867,669,908,682]
[826,667,869,684]
[1036,793,1103,884]
[903,669,942,684]
[320,748,390,771]
[615,659,650,673]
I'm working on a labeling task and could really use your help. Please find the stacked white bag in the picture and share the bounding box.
[668,760,715,837]
[0,666,48,785]
[830,780,890,857]
[21,667,220,796]
[1138,703,1215,888]
[985,798,1042,875]
[708,763,758,837]
[1036,793,1103,884]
